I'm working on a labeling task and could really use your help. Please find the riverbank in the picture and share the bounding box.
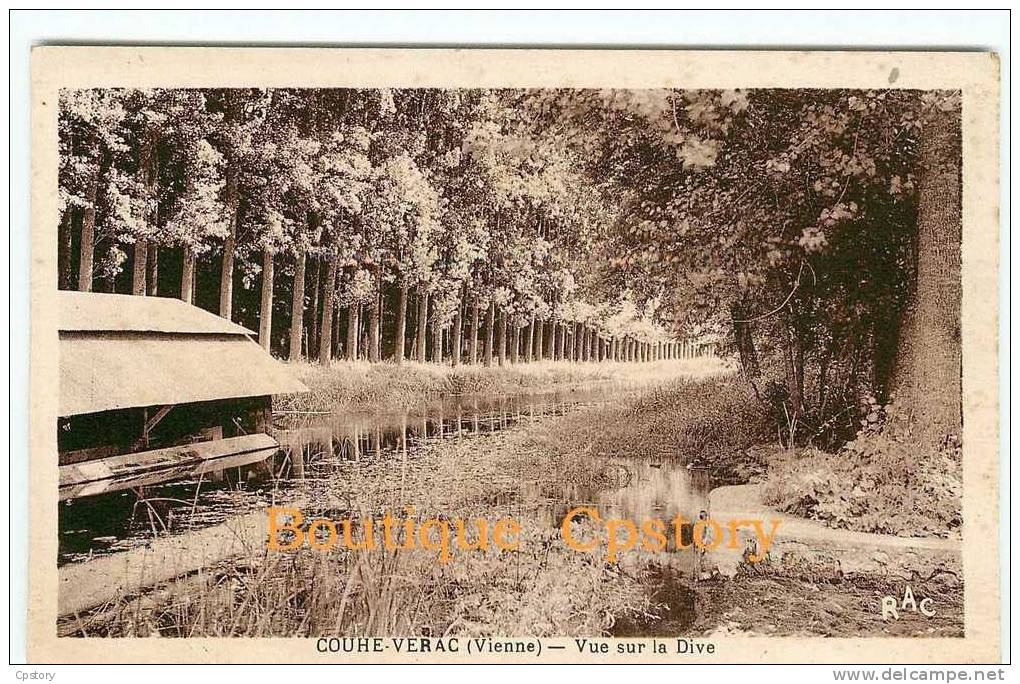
[60,372,961,638]
[275,358,731,414]
[61,425,660,637]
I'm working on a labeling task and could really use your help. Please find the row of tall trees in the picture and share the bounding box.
[59,86,960,449]
[57,88,696,369]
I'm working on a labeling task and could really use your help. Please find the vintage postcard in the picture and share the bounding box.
[27,47,1000,663]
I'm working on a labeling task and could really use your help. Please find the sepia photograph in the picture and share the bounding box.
[23,45,1001,665]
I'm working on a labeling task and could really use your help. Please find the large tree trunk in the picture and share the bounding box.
[360,311,369,361]
[535,319,545,360]
[416,290,429,363]
[431,314,443,363]
[332,305,340,359]
[346,303,359,361]
[308,258,321,356]
[146,244,159,295]
[289,250,306,361]
[133,130,158,296]
[318,252,338,365]
[219,163,239,318]
[497,310,507,366]
[131,241,148,296]
[483,301,495,367]
[451,293,463,366]
[368,270,382,363]
[395,283,408,364]
[259,248,275,352]
[58,211,73,290]
[102,250,116,293]
[731,302,762,383]
[511,325,520,364]
[891,103,963,441]
[469,301,480,364]
[781,315,805,423]
[525,317,535,362]
[180,246,196,304]
[77,169,99,292]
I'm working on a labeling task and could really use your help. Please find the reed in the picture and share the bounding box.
[61,373,746,638]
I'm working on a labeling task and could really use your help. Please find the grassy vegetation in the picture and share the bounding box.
[64,423,660,638]
[535,375,769,484]
[531,371,962,538]
[276,358,728,414]
[64,372,742,638]
[61,370,960,638]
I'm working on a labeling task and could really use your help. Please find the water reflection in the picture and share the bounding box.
[58,381,708,568]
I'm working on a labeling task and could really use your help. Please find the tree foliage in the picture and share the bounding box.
[57,86,960,449]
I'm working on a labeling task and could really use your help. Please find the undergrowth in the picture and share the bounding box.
[762,399,962,538]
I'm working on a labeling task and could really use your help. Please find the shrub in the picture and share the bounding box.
[762,404,962,538]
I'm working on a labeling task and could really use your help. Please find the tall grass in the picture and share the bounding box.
[537,375,769,484]
[62,372,759,638]
[276,359,727,414]
[62,418,662,638]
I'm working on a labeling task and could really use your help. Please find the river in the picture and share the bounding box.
[59,378,709,569]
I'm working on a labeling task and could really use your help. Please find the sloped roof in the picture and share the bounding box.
[59,292,307,416]
[60,291,255,335]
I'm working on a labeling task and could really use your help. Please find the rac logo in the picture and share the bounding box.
[881,585,936,620]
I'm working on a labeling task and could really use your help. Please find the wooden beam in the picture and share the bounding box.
[142,404,175,442]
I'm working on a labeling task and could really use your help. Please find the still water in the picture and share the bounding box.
[58,381,707,567]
